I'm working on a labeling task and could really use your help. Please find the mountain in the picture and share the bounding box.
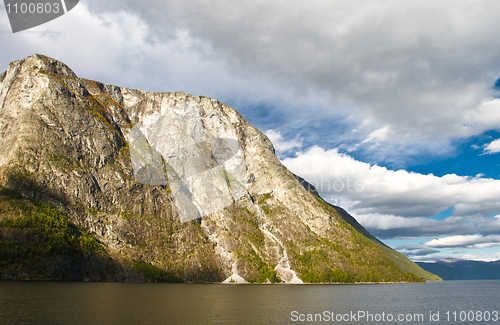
[0,54,438,283]
[417,260,500,280]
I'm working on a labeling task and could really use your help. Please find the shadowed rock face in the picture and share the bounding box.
[0,54,429,283]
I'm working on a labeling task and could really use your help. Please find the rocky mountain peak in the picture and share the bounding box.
[0,55,439,283]
[4,54,78,80]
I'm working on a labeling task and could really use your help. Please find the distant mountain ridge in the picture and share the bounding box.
[0,54,438,283]
[417,260,500,280]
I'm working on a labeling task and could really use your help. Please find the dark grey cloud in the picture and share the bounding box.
[396,244,427,250]
[84,0,500,143]
[4,1,500,164]
[405,249,440,257]
[358,214,500,239]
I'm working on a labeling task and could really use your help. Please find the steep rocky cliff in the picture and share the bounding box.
[0,54,435,283]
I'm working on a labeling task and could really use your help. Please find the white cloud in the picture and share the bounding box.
[426,235,500,248]
[484,138,500,154]
[283,146,500,238]
[466,99,500,133]
[265,130,302,154]
[284,146,500,217]
[1,5,154,86]
[361,125,393,144]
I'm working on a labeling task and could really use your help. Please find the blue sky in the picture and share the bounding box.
[1,0,500,262]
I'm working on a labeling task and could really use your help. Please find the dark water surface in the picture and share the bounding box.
[0,280,499,324]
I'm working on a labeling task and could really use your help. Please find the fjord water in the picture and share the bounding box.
[1,280,498,324]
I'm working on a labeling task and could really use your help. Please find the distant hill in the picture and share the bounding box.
[416,260,500,280]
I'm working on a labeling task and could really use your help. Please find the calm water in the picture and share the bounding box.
[0,280,499,324]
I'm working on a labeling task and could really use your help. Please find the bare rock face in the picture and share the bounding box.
[0,54,427,283]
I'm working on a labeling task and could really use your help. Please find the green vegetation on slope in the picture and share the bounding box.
[375,243,442,281]
[328,204,441,281]
[289,195,425,283]
[258,193,272,215]
[0,189,114,280]
[231,246,282,283]
[0,188,182,282]
[133,260,182,283]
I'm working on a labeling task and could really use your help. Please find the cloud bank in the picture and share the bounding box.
[283,147,500,240]
[283,146,500,217]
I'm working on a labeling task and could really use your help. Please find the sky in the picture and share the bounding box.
[1,0,500,262]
